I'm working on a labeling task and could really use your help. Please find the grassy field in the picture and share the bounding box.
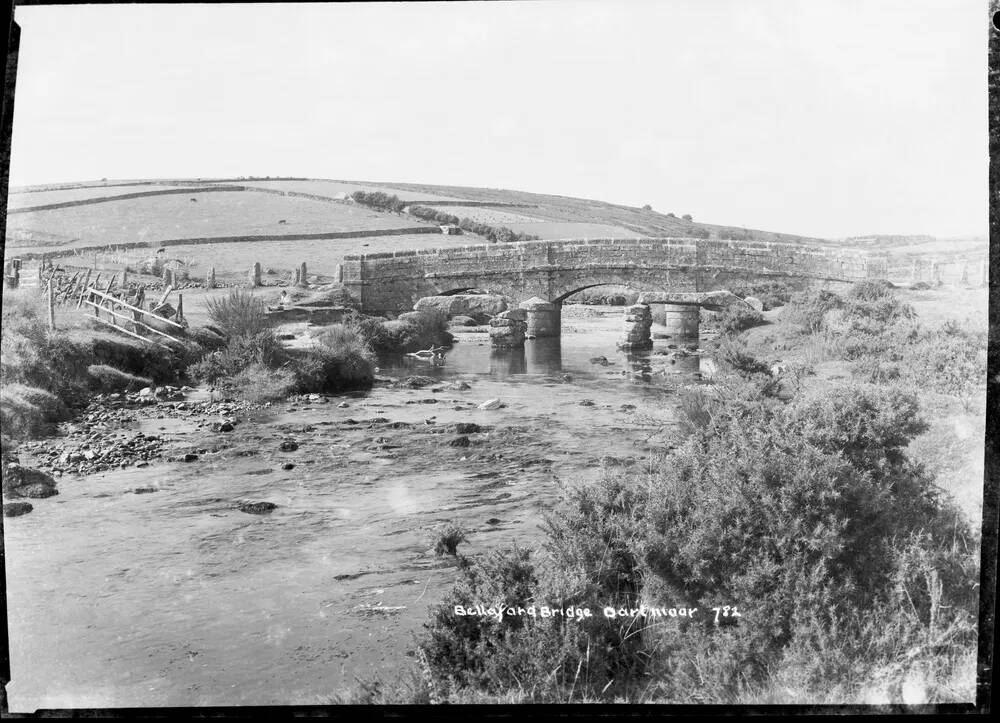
[213,179,469,203]
[353,180,829,242]
[4,190,429,254]
[426,205,545,225]
[6,184,199,210]
[503,221,641,239]
[4,177,985,287]
[164,232,474,279]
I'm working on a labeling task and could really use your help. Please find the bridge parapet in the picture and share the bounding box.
[342,237,884,314]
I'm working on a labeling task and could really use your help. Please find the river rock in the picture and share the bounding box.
[2,463,58,498]
[455,423,483,434]
[138,387,154,398]
[13,482,59,499]
[743,296,765,312]
[399,376,437,389]
[183,453,199,462]
[279,440,299,452]
[212,421,235,433]
[478,398,502,410]
[4,502,33,517]
[449,436,471,447]
[451,315,479,327]
[414,294,509,323]
[238,501,278,515]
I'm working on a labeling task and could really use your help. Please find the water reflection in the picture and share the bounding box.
[526,337,563,375]
[489,347,527,378]
[379,327,708,388]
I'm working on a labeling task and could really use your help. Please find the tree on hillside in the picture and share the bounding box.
[682,214,693,221]
[642,204,653,211]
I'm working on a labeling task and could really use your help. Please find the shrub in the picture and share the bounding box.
[351,190,406,213]
[347,309,452,356]
[716,305,765,336]
[0,383,70,440]
[294,325,375,393]
[205,290,269,338]
[715,339,773,378]
[86,364,153,392]
[216,363,296,403]
[1,293,94,407]
[418,376,978,703]
[902,324,987,398]
[188,330,286,383]
[433,523,468,557]
[729,281,796,310]
[784,288,843,335]
[345,314,396,355]
[847,279,896,302]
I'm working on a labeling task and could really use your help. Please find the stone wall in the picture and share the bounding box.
[343,237,888,313]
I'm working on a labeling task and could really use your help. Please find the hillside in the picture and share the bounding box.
[3,177,984,287]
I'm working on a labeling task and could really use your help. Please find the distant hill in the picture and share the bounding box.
[4,176,831,249]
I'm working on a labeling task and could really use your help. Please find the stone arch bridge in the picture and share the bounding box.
[341,236,887,339]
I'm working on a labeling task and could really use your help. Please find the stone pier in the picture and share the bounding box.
[490,308,528,348]
[519,297,561,338]
[618,303,652,349]
[661,303,700,340]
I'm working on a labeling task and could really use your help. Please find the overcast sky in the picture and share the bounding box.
[7,0,988,239]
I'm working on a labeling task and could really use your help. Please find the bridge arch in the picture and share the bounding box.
[342,237,883,316]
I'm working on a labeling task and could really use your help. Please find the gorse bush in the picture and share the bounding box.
[295,325,374,393]
[188,330,286,383]
[419,377,978,703]
[715,339,773,379]
[784,288,843,335]
[205,290,269,338]
[786,283,988,399]
[346,309,452,356]
[716,305,766,336]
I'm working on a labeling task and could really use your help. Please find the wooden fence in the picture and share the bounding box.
[79,284,187,348]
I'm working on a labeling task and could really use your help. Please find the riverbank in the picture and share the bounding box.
[3,305,703,709]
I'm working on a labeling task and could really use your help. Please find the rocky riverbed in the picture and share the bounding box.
[3,306,708,709]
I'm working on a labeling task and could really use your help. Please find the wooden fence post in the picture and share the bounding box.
[176,293,184,322]
[47,279,55,331]
[298,262,308,288]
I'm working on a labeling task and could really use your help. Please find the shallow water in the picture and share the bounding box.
[4,307,710,710]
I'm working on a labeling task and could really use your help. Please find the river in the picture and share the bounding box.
[3,305,714,710]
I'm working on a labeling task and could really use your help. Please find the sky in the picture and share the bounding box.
[6,0,989,239]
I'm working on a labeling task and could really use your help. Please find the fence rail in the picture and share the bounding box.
[79,285,186,348]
